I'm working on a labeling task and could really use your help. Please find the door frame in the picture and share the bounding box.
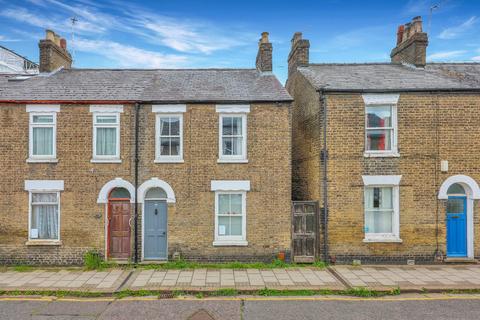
[446,195,468,257]
[106,196,132,259]
[142,198,168,261]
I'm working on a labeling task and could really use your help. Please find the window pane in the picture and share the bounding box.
[160,137,171,156]
[110,187,130,199]
[447,183,465,195]
[218,194,230,214]
[170,137,180,156]
[367,129,391,151]
[32,127,53,156]
[32,193,57,203]
[160,118,170,136]
[230,194,242,214]
[230,216,242,235]
[231,117,242,135]
[293,215,303,233]
[366,106,391,128]
[33,115,53,123]
[96,128,117,156]
[218,216,230,236]
[145,187,167,199]
[306,215,315,233]
[96,115,117,123]
[447,198,464,213]
[31,203,58,240]
[222,137,233,155]
[170,117,180,136]
[222,117,233,135]
[365,187,393,210]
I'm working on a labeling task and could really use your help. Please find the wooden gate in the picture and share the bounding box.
[292,201,318,263]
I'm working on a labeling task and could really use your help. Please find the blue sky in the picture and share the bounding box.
[0,0,479,82]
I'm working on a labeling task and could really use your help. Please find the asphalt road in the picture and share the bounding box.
[1,295,480,320]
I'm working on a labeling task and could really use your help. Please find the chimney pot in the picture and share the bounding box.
[45,29,55,42]
[60,38,67,50]
[390,16,428,67]
[260,32,269,44]
[292,32,302,46]
[39,29,72,72]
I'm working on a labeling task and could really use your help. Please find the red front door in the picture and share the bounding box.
[108,201,131,259]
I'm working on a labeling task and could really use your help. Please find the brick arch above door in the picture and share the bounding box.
[97,178,136,203]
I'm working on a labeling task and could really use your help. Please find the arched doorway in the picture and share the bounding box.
[143,188,168,260]
[107,187,131,260]
[138,178,176,261]
[439,175,480,259]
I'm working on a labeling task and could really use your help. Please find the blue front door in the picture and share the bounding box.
[144,200,167,260]
[446,196,467,257]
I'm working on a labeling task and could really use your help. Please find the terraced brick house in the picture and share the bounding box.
[0,30,292,265]
[287,16,480,264]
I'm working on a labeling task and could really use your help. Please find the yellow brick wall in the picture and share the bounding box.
[0,102,291,264]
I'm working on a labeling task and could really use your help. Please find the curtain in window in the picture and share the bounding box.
[365,187,393,234]
[96,127,116,156]
[31,193,58,240]
[32,127,53,155]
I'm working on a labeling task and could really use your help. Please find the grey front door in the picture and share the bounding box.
[144,200,167,260]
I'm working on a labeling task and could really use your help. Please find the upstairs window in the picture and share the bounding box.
[219,114,247,161]
[29,113,56,160]
[93,114,120,160]
[156,115,183,162]
[366,105,394,152]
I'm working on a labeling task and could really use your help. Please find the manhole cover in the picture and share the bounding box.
[188,309,215,320]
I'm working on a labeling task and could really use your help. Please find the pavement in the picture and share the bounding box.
[1,294,480,319]
[1,265,480,293]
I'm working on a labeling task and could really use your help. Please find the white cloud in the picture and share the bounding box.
[74,38,188,68]
[439,16,477,39]
[472,56,480,61]
[0,35,20,42]
[427,50,467,60]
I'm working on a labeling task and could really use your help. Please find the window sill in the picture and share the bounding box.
[90,159,122,163]
[217,159,248,164]
[364,152,400,158]
[27,158,58,163]
[154,159,184,163]
[213,240,248,246]
[25,240,62,246]
[363,237,402,243]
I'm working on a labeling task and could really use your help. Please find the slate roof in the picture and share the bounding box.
[0,68,292,102]
[298,63,480,92]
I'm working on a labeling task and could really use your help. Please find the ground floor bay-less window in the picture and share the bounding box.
[362,175,401,242]
[30,192,60,240]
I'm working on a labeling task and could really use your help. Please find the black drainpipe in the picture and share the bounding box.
[319,90,329,263]
[134,102,140,264]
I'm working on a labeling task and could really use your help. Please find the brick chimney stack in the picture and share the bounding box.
[256,32,273,73]
[39,29,72,73]
[287,32,310,78]
[390,16,428,67]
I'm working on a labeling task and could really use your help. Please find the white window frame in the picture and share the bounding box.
[24,180,63,245]
[214,191,247,246]
[211,180,250,246]
[218,113,248,163]
[27,105,59,163]
[91,111,121,163]
[155,114,184,163]
[363,94,399,158]
[362,175,402,243]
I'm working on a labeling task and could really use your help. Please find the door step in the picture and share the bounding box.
[444,258,478,264]
[108,259,131,265]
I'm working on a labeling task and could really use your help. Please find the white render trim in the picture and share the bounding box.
[211,180,251,191]
[26,105,60,113]
[363,152,400,158]
[97,178,135,203]
[362,94,400,105]
[138,178,176,203]
[89,105,124,113]
[216,104,250,113]
[27,158,59,163]
[363,237,403,243]
[152,104,186,113]
[362,175,402,186]
[217,159,249,164]
[438,175,480,199]
[25,180,64,191]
